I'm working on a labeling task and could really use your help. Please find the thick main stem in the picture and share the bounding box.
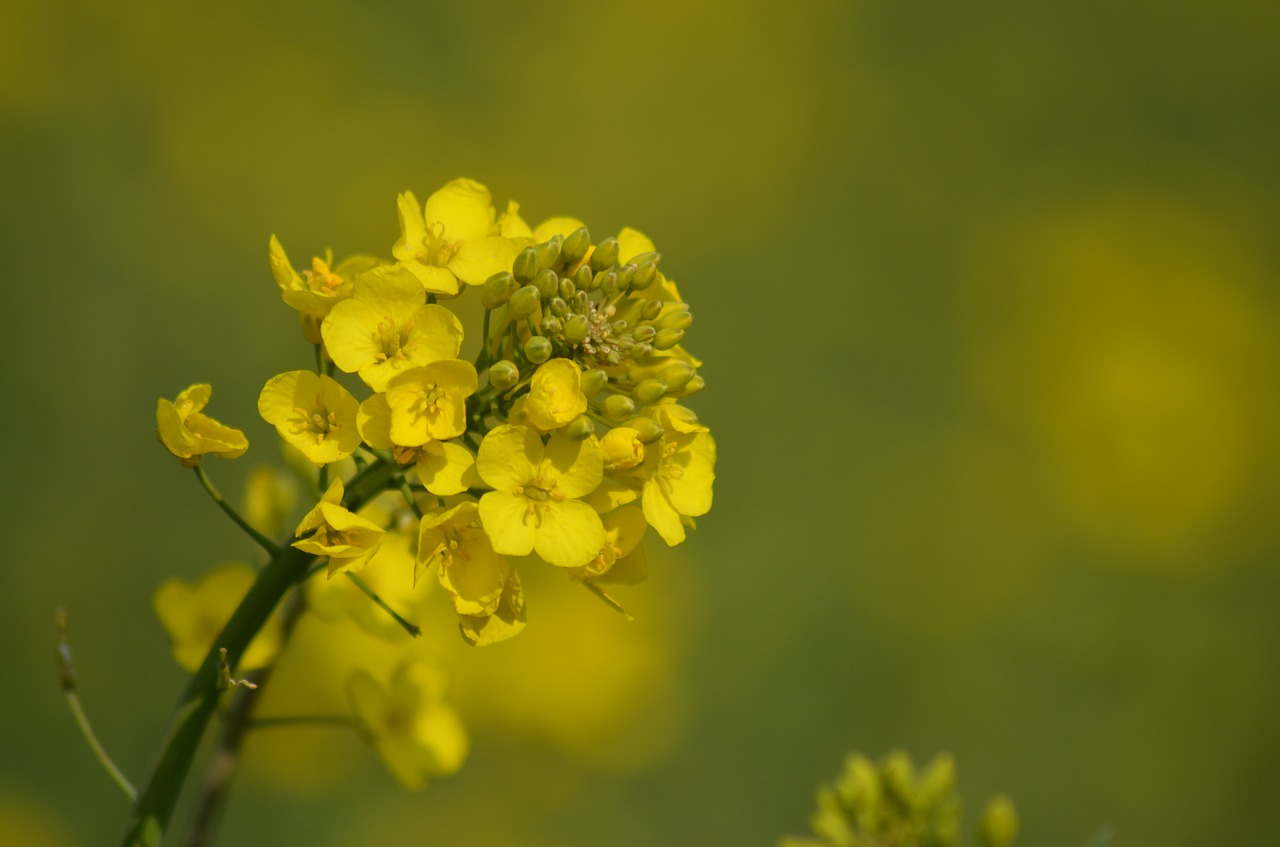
[120,459,395,847]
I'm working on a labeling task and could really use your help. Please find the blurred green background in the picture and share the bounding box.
[3,1,1279,845]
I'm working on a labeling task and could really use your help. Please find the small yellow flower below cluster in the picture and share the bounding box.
[156,384,248,467]
[258,371,361,465]
[293,479,386,578]
[347,660,468,790]
[152,563,282,672]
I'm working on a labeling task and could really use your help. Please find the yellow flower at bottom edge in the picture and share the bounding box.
[347,659,468,790]
[152,562,282,672]
[293,478,386,578]
[156,384,248,467]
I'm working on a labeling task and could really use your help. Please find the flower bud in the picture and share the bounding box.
[549,297,567,317]
[589,237,619,271]
[602,394,635,420]
[575,264,595,291]
[563,414,596,441]
[563,314,590,345]
[561,227,592,263]
[509,284,541,317]
[631,342,652,359]
[488,360,520,391]
[641,299,663,321]
[621,416,664,444]
[481,271,517,309]
[535,236,561,269]
[615,264,635,291]
[632,260,658,288]
[598,270,618,297]
[513,246,540,283]
[523,336,552,364]
[581,367,609,396]
[980,796,1019,847]
[632,325,656,343]
[628,250,660,268]
[540,315,563,335]
[558,278,576,301]
[600,427,645,470]
[631,378,667,405]
[532,268,559,299]
[628,359,688,387]
[676,374,705,396]
[656,308,693,331]
[652,327,685,350]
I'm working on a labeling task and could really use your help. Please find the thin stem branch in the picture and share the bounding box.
[192,465,281,557]
[346,573,421,637]
[56,608,137,802]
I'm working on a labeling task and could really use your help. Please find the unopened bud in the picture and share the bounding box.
[488,360,519,391]
[513,246,540,283]
[881,750,917,808]
[561,227,592,263]
[676,374,705,396]
[615,264,635,291]
[917,753,956,807]
[652,327,685,350]
[602,394,635,420]
[632,261,658,288]
[540,315,563,335]
[532,268,559,299]
[656,308,693,331]
[631,378,667,405]
[535,236,561,269]
[563,314,590,345]
[581,367,608,396]
[598,270,618,297]
[509,284,540,317]
[631,341,652,359]
[640,299,663,321]
[481,271,517,309]
[621,416,664,444]
[628,251,660,268]
[524,336,552,364]
[980,796,1018,847]
[549,297,567,317]
[632,325,656,343]
[589,237,619,271]
[558,278,576,301]
[563,414,596,441]
[575,264,595,290]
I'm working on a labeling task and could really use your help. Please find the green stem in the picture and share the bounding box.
[192,466,281,557]
[121,458,396,847]
[395,474,423,519]
[56,608,138,803]
[119,545,313,846]
[346,573,421,637]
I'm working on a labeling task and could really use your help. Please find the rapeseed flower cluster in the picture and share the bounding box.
[150,177,715,791]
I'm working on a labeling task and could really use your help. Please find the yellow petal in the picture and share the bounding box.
[269,234,301,292]
[357,393,393,449]
[617,226,656,263]
[458,570,527,646]
[439,539,508,616]
[403,262,461,296]
[476,425,540,491]
[478,490,537,557]
[448,236,520,286]
[533,216,586,242]
[416,441,476,496]
[525,358,587,432]
[392,191,427,263]
[425,178,494,244]
[544,433,603,499]
[535,499,606,567]
[642,479,686,546]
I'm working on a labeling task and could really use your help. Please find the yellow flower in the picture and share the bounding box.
[357,391,478,496]
[476,425,605,568]
[347,660,468,789]
[418,501,509,617]
[257,370,361,465]
[269,236,380,343]
[458,569,527,647]
[525,358,588,432]
[152,563,282,672]
[392,178,520,296]
[156,384,249,467]
[293,479,386,578]
[385,360,478,446]
[600,427,645,472]
[638,406,716,546]
[574,506,648,585]
[322,265,464,391]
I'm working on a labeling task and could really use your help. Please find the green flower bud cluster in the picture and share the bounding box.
[780,751,1018,847]
[480,227,704,415]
